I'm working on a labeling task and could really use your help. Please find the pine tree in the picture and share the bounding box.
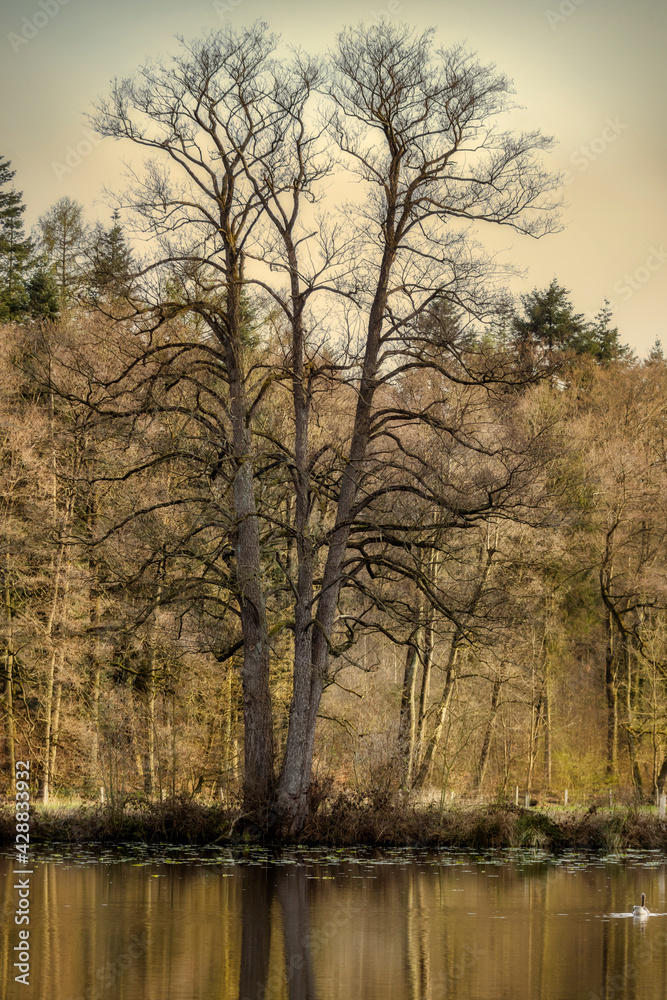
[512,279,589,358]
[646,337,665,365]
[89,210,134,302]
[589,299,629,364]
[0,157,33,321]
[27,269,60,321]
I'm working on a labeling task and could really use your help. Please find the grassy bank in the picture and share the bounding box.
[3,795,667,852]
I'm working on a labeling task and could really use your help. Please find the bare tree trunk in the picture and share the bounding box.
[40,386,72,803]
[415,590,437,772]
[48,661,63,793]
[474,677,502,791]
[600,536,620,779]
[225,309,275,810]
[218,665,236,802]
[623,638,643,796]
[275,228,393,835]
[87,484,101,793]
[41,651,57,804]
[526,690,544,795]
[543,668,552,787]
[90,665,101,794]
[413,544,495,790]
[656,756,667,796]
[417,545,439,726]
[604,611,618,777]
[143,647,156,798]
[413,640,459,790]
[398,640,420,788]
[40,536,71,804]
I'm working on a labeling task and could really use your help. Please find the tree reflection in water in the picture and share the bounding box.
[238,865,317,1000]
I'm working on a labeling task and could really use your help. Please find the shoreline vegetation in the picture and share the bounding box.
[3,795,667,853]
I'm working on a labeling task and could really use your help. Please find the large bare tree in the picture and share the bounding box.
[82,21,560,832]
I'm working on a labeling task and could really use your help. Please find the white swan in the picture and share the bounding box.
[633,893,650,916]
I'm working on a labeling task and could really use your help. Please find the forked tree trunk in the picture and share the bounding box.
[273,238,393,835]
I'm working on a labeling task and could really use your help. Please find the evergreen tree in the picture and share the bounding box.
[0,156,33,321]
[589,299,629,364]
[512,279,589,358]
[27,269,60,321]
[646,337,665,365]
[89,210,134,302]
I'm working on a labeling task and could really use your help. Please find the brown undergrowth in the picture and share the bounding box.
[2,794,667,850]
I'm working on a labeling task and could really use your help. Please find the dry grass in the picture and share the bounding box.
[0,795,236,846]
[2,793,667,851]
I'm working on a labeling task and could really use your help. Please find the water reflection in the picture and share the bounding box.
[2,849,667,999]
[237,866,316,1000]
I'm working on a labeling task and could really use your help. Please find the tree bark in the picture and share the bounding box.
[413,545,495,790]
[543,668,552,787]
[474,677,502,791]
[623,638,643,796]
[413,640,459,791]
[274,225,395,834]
[398,640,420,788]
[222,258,275,810]
[604,612,618,778]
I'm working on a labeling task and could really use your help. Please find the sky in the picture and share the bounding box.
[0,0,665,355]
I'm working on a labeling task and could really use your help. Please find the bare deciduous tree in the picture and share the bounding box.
[81,21,560,832]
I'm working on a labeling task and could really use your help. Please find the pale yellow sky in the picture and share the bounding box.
[1,0,665,353]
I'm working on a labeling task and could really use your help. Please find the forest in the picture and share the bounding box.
[1,22,666,838]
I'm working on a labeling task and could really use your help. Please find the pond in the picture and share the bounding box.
[2,845,667,999]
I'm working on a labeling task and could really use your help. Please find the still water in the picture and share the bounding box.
[2,845,667,999]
